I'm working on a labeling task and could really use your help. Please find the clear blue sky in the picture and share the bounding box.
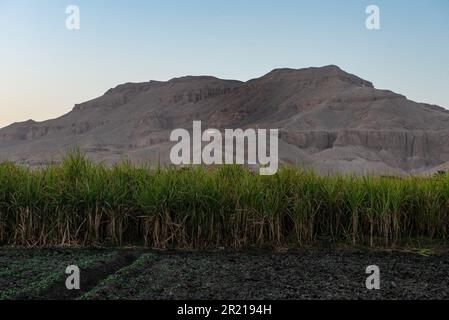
[1,0,448,128]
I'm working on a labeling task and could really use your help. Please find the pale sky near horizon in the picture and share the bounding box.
[0,0,448,129]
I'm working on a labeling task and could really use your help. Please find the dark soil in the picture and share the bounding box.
[30,251,141,300]
[3,249,449,300]
[0,248,119,300]
[88,249,449,300]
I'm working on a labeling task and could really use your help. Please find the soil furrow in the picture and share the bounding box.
[33,251,142,300]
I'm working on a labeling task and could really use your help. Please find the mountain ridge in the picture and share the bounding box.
[1,65,448,175]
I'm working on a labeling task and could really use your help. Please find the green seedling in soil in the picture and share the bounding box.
[0,251,118,300]
[80,253,156,300]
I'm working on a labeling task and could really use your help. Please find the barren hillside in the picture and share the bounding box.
[1,65,448,175]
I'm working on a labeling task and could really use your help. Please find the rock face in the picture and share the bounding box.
[1,65,449,175]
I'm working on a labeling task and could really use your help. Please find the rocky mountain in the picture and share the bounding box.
[1,65,449,175]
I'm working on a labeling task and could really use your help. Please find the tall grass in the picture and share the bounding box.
[0,151,448,248]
